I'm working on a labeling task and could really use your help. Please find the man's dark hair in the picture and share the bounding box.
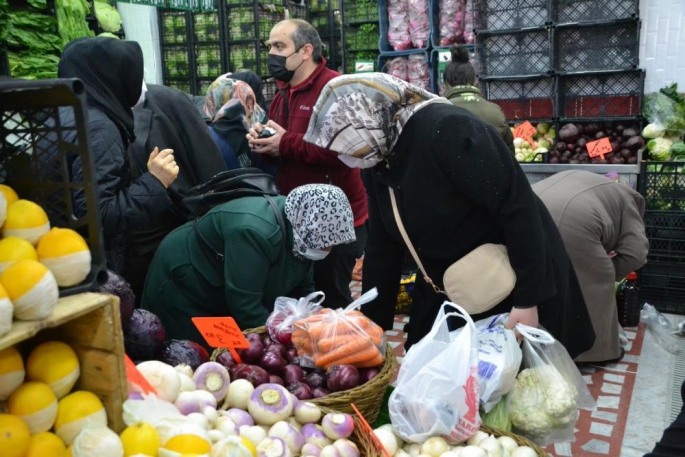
[289,19,323,64]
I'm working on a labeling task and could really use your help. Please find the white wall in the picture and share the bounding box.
[117,4,164,85]
[640,0,685,93]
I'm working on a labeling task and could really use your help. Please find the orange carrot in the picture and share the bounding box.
[313,338,375,368]
[319,345,381,369]
[317,334,373,353]
[354,352,384,368]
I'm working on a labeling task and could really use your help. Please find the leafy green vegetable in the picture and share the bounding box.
[8,51,59,79]
[56,0,94,47]
[671,141,685,159]
[94,1,122,33]
[0,0,10,42]
[643,83,685,136]
[9,10,56,29]
[27,0,47,9]
[8,27,62,53]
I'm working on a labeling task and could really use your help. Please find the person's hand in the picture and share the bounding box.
[147,147,179,188]
[246,120,286,157]
[506,306,539,334]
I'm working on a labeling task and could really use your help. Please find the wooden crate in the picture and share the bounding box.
[0,293,128,432]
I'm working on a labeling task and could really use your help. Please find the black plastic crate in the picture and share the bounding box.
[228,43,269,75]
[477,28,551,77]
[168,81,193,94]
[553,20,640,73]
[344,0,378,24]
[639,263,685,315]
[0,78,107,296]
[160,10,190,45]
[193,12,221,42]
[263,79,277,103]
[640,162,685,212]
[557,69,644,119]
[481,75,556,121]
[287,2,308,19]
[195,44,222,78]
[226,5,283,41]
[473,0,550,32]
[345,24,380,51]
[163,46,192,78]
[552,0,639,25]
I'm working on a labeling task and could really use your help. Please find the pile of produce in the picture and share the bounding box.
[0,184,93,338]
[372,423,539,457]
[643,83,685,139]
[55,0,94,48]
[6,1,61,80]
[642,123,685,161]
[94,0,122,35]
[385,55,431,92]
[511,122,555,163]
[438,0,475,46]
[550,121,643,165]
[0,341,112,456]
[124,359,363,456]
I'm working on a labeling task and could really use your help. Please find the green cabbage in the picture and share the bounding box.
[642,123,666,139]
[94,2,122,33]
[671,141,685,159]
[647,137,674,161]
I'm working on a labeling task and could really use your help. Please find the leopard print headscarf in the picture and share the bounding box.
[284,184,356,259]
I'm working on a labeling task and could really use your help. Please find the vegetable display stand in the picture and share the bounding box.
[378,0,432,53]
[0,292,128,432]
[552,19,640,73]
[643,211,685,264]
[308,0,343,71]
[480,74,556,121]
[556,69,645,119]
[0,78,108,296]
[211,326,398,423]
[476,27,552,77]
[551,0,639,25]
[159,10,200,93]
[472,0,550,32]
[640,161,685,212]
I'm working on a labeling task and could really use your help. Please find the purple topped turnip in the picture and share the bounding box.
[193,362,230,401]
[248,383,295,425]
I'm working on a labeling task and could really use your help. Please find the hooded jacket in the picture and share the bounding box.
[269,58,368,227]
[56,37,171,272]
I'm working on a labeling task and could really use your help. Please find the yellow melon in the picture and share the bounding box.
[0,236,38,274]
[37,227,91,287]
[3,200,50,246]
[27,341,80,399]
[0,413,31,457]
[1,259,58,320]
[8,382,58,434]
[0,346,25,401]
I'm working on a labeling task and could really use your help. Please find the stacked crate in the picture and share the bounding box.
[309,0,343,72]
[343,0,379,74]
[159,9,196,94]
[639,162,685,314]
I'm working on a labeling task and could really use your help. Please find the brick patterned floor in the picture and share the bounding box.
[350,280,646,456]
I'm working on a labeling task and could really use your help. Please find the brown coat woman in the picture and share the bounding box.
[533,170,649,362]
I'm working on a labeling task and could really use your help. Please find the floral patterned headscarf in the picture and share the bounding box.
[204,75,267,128]
[303,73,451,168]
[284,184,356,259]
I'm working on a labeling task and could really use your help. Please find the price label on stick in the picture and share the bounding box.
[351,403,392,457]
[125,354,157,395]
[586,137,613,159]
[513,121,538,149]
[192,317,250,363]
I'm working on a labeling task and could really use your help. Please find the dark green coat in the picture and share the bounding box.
[445,85,514,151]
[140,196,315,345]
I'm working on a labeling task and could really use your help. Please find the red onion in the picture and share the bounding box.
[259,351,288,374]
[312,387,330,398]
[285,347,299,363]
[265,343,287,359]
[282,364,305,385]
[261,333,275,347]
[326,365,359,393]
[287,382,313,400]
[305,371,327,389]
[215,350,237,370]
[269,375,285,386]
[229,363,247,379]
[233,364,269,387]
[237,336,265,364]
[359,368,380,384]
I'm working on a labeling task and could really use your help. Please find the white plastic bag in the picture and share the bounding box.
[449,314,522,413]
[509,325,595,445]
[389,302,481,444]
[641,303,682,354]
[266,291,324,345]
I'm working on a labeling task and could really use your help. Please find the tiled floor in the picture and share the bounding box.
[350,281,682,457]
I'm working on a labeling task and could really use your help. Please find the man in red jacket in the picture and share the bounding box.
[247,19,368,308]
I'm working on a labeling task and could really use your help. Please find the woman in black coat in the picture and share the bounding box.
[304,73,595,357]
[57,37,179,275]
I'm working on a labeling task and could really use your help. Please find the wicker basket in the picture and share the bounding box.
[211,326,398,424]
[320,407,377,455]
[357,424,546,456]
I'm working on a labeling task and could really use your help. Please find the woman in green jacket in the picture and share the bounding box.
[140,184,355,344]
[443,45,514,150]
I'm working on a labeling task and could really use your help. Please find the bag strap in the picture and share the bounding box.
[388,187,446,296]
[193,194,287,265]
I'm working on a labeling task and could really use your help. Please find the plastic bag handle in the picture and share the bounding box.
[343,287,379,312]
[515,323,555,344]
[430,302,478,342]
[301,291,325,306]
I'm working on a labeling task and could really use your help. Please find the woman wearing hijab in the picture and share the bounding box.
[140,184,355,345]
[303,73,595,358]
[204,75,277,177]
[56,37,179,274]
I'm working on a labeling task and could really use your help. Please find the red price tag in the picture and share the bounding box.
[192,317,250,363]
[586,137,613,159]
[513,121,537,139]
[351,403,392,457]
[125,354,157,395]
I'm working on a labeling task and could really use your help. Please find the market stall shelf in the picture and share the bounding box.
[472,0,550,32]
[550,0,639,25]
[0,292,128,433]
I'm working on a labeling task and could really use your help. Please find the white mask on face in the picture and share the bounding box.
[133,80,147,109]
[302,247,330,261]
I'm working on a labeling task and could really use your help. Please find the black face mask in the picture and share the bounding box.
[267,48,303,83]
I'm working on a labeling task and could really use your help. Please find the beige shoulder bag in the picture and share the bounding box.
[388,187,517,314]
